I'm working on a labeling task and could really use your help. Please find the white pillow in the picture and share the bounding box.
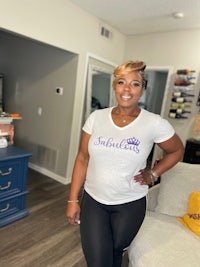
[155,162,200,216]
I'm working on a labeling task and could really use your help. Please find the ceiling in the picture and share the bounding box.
[70,0,200,35]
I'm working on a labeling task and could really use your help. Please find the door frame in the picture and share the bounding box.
[146,65,174,166]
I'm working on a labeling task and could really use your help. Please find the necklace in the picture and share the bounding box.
[113,107,140,124]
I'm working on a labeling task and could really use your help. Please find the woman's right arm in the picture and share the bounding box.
[66,130,91,225]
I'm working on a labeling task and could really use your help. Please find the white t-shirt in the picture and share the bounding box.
[82,107,175,205]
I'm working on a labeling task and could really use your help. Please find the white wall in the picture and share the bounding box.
[125,29,200,145]
[0,0,126,182]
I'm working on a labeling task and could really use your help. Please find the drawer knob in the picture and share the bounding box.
[0,203,10,213]
[0,181,11,190]
[0,167,13,176]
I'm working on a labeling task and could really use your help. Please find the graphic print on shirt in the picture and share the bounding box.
[94,136,140,153]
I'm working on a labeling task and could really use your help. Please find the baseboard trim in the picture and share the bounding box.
[28,163,71,185]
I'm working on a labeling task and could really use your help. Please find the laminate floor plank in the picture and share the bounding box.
[0,169,128,267]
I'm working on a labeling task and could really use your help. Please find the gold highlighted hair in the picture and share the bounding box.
[112,60,146,89]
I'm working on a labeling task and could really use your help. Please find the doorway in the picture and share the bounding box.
[139,70,168,115]
[142,67,173,166]
[0,29,78,181]
[84,56,116,121]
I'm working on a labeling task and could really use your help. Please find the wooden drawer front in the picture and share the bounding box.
[0,194,28,227]
[0,159,26,198]
[0,194,26,218]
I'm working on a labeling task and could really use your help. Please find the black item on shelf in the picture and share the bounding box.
[197,91,200,107]
[183,139,200,164]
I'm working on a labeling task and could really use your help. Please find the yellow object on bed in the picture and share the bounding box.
[178,192,200,237]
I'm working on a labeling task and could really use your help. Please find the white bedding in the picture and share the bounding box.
[128,211,200,267]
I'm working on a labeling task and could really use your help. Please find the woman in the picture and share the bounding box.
[66,60,184,267]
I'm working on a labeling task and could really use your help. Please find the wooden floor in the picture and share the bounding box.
[0,169,129,267]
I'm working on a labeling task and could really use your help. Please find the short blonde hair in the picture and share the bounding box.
[112,60,146,89]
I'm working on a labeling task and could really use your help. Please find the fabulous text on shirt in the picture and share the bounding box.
[94,136,140,153]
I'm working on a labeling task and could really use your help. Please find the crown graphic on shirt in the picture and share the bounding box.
[127,137,140,146]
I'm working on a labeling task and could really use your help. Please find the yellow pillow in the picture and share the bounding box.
[177,192,200,237]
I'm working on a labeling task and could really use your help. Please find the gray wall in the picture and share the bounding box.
[0,31,78,177]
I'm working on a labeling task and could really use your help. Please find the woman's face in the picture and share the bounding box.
[114,71,144,108]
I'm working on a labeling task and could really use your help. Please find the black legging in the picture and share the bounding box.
[80,191,146,267]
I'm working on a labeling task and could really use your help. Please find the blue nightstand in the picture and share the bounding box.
[0,146,31,227]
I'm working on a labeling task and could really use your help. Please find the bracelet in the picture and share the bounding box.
[149,169,159,182]
[67,200,79,203]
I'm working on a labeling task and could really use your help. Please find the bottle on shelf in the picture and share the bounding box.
[175,76,195,82]
[173,86,194,92]
[168,113,188,119]
[171,97,193,103]
[174,79,195,86]
[176,73,195,79]
[185,76,195,81]
[170,103,191,109]
[176,69,195,75]
[169,108,191,114]
[172,91,194,97]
